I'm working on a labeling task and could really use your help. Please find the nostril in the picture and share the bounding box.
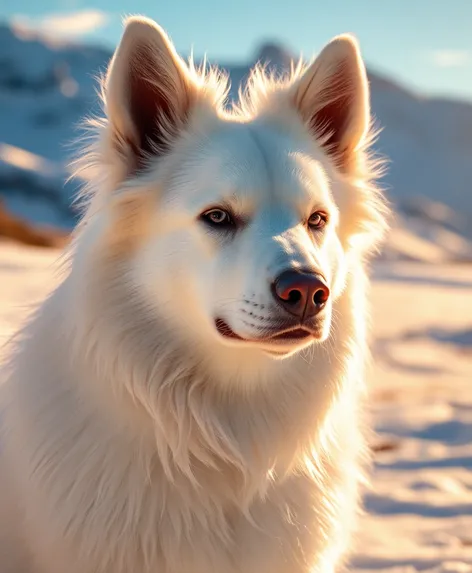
[287,289,302,304]
[313,287,329,306]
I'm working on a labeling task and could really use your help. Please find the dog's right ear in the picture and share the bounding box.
[104,17,195,176]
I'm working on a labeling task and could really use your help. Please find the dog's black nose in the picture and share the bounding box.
[272,270,330,319]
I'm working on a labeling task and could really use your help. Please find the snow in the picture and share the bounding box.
[0,23,108,227]
[0,244,471,573]
[354,262,472,573]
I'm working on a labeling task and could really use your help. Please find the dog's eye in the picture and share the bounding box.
[201,208,234,228]
[308,212,327,229]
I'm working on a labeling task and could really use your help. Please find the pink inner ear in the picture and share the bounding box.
[307,63,355,168]
[127,45,189,171]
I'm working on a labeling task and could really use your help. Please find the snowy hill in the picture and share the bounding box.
[1,23,472,258]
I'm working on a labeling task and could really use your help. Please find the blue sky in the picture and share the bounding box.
[3,0,472,101]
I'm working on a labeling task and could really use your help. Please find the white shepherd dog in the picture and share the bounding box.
[0,16,389,573]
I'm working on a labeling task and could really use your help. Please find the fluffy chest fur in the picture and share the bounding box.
[2,271,366,573]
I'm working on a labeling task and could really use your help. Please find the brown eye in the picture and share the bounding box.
[201,208,234,228]
[308,212,327,229]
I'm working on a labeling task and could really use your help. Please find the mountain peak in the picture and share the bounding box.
[254,42,294,69]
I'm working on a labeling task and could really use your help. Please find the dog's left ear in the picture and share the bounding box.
[104,16,196,176]
[292,35,370,173]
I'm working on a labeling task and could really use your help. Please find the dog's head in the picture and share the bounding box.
[80,17,386,361]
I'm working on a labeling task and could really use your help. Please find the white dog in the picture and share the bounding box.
[0,16,388,573]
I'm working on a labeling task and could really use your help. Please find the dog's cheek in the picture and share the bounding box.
[321,234,348,301]
[159,228,225,324]
[105,191,156,257]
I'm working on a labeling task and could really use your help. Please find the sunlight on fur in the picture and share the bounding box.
[0,15,389,573]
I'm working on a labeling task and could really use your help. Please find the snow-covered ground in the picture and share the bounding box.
[356,262,472,573]
[0,241,470,573]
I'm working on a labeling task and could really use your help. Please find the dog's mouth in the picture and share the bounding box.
[214,318,316,345]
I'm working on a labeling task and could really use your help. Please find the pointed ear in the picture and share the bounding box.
[292,35,370,173]
[104,17,195,175]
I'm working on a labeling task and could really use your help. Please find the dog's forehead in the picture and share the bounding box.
[178,120,332,209]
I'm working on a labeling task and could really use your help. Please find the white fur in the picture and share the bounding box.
[0,16,389,573]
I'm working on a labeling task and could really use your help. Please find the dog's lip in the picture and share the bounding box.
[214,318,315,343]
[214,318,246,340]
[268,328,313,341]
